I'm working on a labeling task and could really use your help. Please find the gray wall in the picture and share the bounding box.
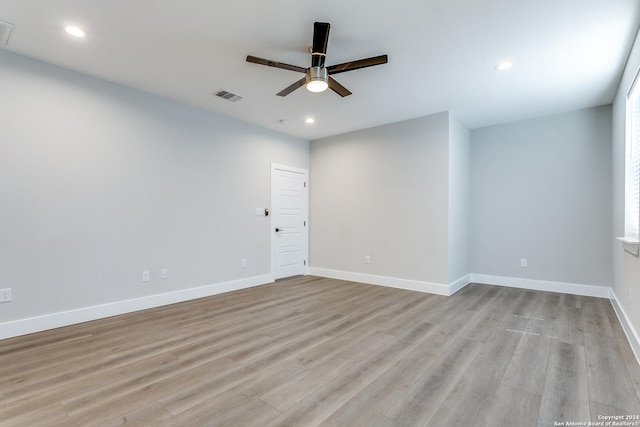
[612,29,640,340]
[309,112,451,285]
[448,114,471,282]
[470,106,612,287]
[0,50,308,322]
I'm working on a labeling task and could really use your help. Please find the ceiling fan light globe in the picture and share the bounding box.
[307,80,329,92]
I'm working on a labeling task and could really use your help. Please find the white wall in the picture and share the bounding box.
[448,114,471,283]
[0,50,308,330]
[612,28,640,357]
[309,112,457,292]
[470,106,612,289]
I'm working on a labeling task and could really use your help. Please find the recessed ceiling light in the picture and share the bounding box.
[305,118,315,124]
[279,119,289,125]
[65,26,85,38]
[495,61,513,71]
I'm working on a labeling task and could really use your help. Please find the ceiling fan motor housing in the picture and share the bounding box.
[306,66,329,92]
[307,66,328,82]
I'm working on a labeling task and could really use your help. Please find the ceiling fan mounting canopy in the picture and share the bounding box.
[246,22,388,97]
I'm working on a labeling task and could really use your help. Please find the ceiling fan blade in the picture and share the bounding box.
[327,54,388,75]
[328,77,352,97]
[276,77,307,97]
[246,55,306,73]
[311,22,330,68]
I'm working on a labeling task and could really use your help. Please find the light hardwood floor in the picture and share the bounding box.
[1,276,639,426]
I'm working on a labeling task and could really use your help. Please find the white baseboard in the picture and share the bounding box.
[308,269,609,299]
[449,274,472,295]
[470,274,612,299]
[0,274,274,340]
[308,268,471,296]
[610,289,640,366]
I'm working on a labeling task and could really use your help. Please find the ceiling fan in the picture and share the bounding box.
[246,22,388,97]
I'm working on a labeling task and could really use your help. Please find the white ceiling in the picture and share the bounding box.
[1,0,639,140]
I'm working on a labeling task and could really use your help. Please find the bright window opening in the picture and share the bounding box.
[623,68,640,250]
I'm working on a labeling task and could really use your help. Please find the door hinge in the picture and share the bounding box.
[304,221,306,226]
[304,182,307,188]
[304,260,306,266]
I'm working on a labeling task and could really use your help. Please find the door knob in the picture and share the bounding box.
[275,227,283,232]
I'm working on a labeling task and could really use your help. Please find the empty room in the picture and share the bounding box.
[1,1,640,426]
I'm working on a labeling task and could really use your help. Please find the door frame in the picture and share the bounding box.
[271,163,309,279]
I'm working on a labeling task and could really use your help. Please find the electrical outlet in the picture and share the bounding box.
[161,269,168,279]
[0,288,12,303]
[142,271,150,282]
[365,256,371,264]
[242,258,247,268]
[520,259,527,268]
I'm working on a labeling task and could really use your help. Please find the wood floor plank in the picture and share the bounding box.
[0,277,638,426]
[418,308,477,351]
[426,323,524,426]
[264,333,405,427]
[529,291,562,325]
[584,333,640,414]
[258,333,396,412]
[0,402,70,427]
[316,344,439,427]
[502,331,551,395]
[255,358,350,413]
[61,352,186,416]
[101,402,173,427]
[617,334,640,406]
[156,357,260,416]
[503,288,541,318]
[553,306,585,346]
[383,338,484,425]
[560,293,582,309]
[537,341,591,426]
[166,389,281,427]
[582,298,615,337]
[0,352,179,420]
[475,383,541,427]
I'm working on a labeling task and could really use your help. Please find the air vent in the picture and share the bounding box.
[213,90,243,102]
[0,20,15,45]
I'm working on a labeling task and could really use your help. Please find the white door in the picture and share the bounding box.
[271,164,308,279]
